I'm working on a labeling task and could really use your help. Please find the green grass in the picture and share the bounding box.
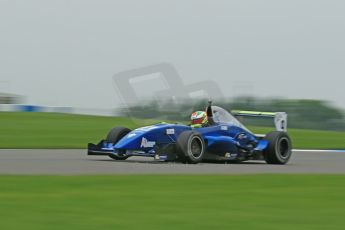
[0,175,345,230]
[0,112,344,149]
[0,112,161,149]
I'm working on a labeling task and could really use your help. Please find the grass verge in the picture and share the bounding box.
[0,175,345,230]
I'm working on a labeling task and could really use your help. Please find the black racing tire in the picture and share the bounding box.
[263,131,292,165]
[106,127,131,160]
[176,131,206,164]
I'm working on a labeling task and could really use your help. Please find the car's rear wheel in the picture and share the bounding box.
[264,131,292,164]
[177,131,205,164]
[106,127,132,160]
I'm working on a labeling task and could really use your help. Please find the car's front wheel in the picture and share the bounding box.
[264,131,292,164]
[106,127,132,160]
[176,131,206,164]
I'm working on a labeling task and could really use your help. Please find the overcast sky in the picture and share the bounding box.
[0,0,344,109]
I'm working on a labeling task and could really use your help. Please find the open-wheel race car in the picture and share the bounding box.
[88,101,292,164]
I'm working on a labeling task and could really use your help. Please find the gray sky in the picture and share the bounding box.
[0,0,344,109]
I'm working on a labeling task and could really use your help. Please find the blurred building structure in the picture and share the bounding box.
[0,92,24,104]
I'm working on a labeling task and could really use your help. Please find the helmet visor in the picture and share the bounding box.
[192,117,206,125]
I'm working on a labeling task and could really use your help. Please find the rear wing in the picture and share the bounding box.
[231,110,288,132]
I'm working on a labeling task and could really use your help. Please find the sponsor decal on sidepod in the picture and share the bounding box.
[140,137,156,148]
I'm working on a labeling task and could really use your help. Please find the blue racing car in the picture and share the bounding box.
[88,101,292,164]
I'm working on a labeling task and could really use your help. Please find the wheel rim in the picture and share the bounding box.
[189,136,204,159]
[277,137,290,159]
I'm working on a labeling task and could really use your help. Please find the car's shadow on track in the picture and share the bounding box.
[88,158,267,165]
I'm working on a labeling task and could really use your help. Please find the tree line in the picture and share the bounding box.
[117,97,345,131]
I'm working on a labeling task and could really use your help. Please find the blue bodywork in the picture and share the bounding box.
[88,110,270,161]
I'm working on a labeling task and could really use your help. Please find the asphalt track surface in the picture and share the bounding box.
[0,149,344,175]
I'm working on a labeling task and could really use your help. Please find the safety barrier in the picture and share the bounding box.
[0,104,117,117]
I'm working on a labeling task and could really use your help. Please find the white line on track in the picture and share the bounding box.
[293,149,345,153]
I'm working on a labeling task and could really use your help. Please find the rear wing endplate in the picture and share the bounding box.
[231,110,288,132]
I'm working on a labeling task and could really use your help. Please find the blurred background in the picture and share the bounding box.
[0,1,344,107]
[0,0,344,148]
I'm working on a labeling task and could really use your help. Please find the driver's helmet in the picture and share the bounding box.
[191,111,208,126]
